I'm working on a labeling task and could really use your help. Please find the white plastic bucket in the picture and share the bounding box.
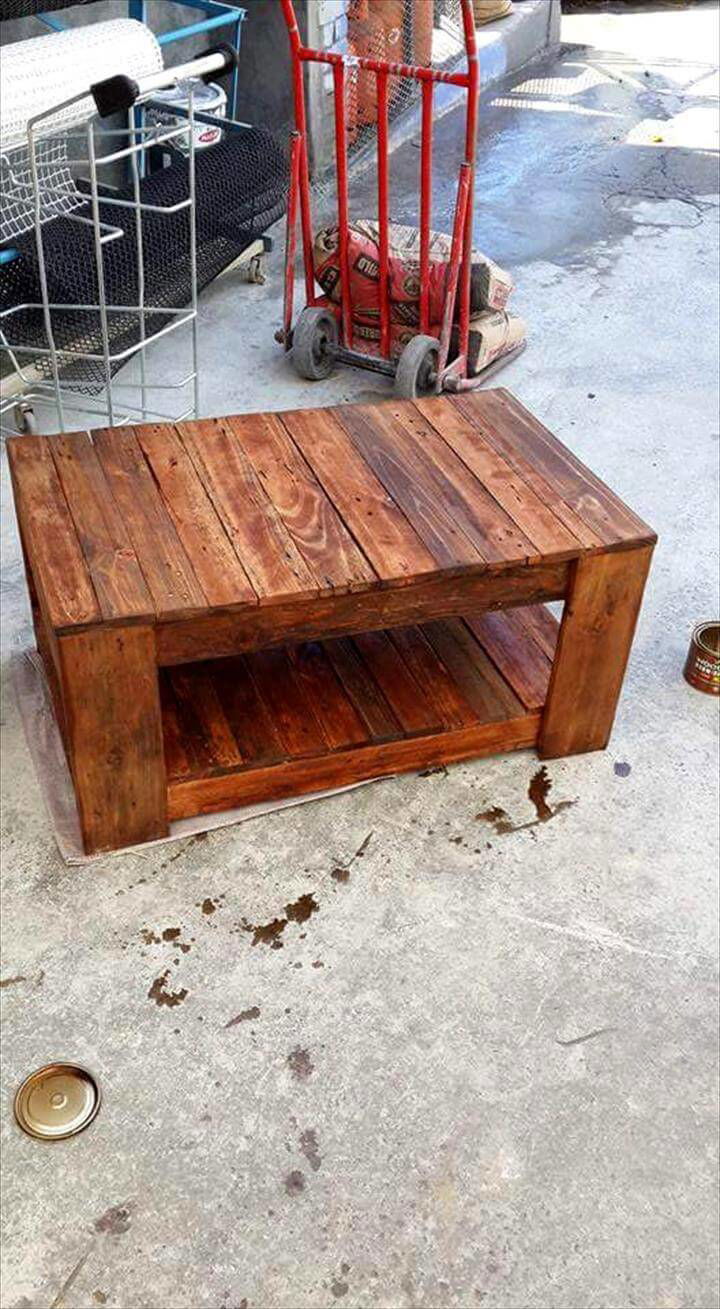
[148,78,227,154]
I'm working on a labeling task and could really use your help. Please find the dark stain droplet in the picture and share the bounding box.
[241,893,319,948]
[148,970,188,1008]
[92,1294,108,1305]
[528,766,553,822]
[162,927,181,941]
[331,866,350,883]
[225,1006,261,1028]
[331,1280,349,1299]
[284,1169,306,1195]
[94,1204,132,1235]
[614,761,632,778]
[288,1047,314,1081]
[200,897,218,915]
[299,1127,322,1172]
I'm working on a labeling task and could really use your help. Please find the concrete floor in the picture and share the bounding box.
[1,5,719,1308]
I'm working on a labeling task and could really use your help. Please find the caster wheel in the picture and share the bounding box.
[292,307,338,381]
[13,402,37,435]
[394,334,440,399]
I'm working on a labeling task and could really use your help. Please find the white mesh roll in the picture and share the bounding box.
[0,19,163,152]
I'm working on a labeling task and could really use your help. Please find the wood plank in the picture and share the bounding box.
[334,404,484,570]
[289,641,369,749]
[92,426,206,620]
[539,544,653,757]
[244,646,329,758]
[57,625,167,853]
[178,417,318,602]
[385,399,539,565]
[465,610,552,711]
[463,391,655,549]
[226,412,376,593]
[449,395,605,551]
[49,430,154,623]
[513,603,560,662]
[279,406,439,584]
[134,424,256,608]
[414,397,582,560]
[169,666,243,771]
[7,435,100,632]
[211,657,287,767]
[496,389,655,542]
[352,630,443,734]
[155,560,570,665]
[324,637,402,743]
[168,713,541,822]
[159,678,192,781]
[423,618,525,722]
[388,626,480,729]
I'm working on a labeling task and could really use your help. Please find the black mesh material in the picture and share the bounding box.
[0,0,93,17]
[0,128,287,392]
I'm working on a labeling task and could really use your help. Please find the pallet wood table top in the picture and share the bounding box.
[8,390,656,854]
[8,389,654,641]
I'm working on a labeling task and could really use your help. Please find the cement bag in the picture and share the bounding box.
[451,310,526,376]
[313,220,514,325]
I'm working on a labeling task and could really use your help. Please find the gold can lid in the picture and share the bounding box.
[14,1063,101,1141]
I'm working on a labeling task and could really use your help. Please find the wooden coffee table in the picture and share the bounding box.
[8,390,656,854]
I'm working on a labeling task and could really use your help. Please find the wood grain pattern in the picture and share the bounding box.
[179,418,318,602]
[168,714,540,822]
[423,618,525,722]
[539,544,653,756]
[279,405,439,584]
[58,625,167,852]
[227,412,376,592]
[7,435,99,631]
[465,610,553,711]
[135,424,256,608]
[50,430,153,623]
[414,397,581,560]
[464,391,656,550]
[93,426,206,620]
[154,561,569,665]
[334,403,484,569]
[352,629,443,734]
[385,399,539,565]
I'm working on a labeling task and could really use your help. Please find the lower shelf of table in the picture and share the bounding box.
[161,604,560,822]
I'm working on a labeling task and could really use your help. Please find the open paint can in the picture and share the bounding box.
[683,621,720,695]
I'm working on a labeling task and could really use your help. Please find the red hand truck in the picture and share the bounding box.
[278,0,523,398]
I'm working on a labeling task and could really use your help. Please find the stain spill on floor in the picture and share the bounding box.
[477,767,576,835]
[148,970,189,1008]
[224,1006,261,1029]
[614,760,632,777]
[299,1127,322,1172]
[288,1047,314,1081]
[93,1204,132,1236]
[284,1169,306,1195]
[241,893,319,949]
[331,830,373,883]
[0,974,27,988]
[198,896,224,916]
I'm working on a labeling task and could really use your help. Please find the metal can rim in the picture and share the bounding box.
[13,1061,102,1141]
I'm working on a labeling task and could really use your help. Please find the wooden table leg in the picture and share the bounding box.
[539,544,653,759]
[57,625,168,854]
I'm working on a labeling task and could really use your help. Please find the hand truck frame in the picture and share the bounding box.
[278,0,524,398]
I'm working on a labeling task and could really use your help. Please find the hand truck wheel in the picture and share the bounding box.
[394,335,440,399]
[292,307,338,381]
[13,402,38,435]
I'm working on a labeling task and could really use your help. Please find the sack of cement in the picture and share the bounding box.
[452,309,526,375]
[313,220,514,325]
